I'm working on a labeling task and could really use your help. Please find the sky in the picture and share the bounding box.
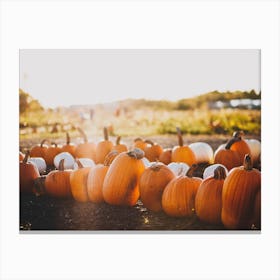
[19,49,260,108]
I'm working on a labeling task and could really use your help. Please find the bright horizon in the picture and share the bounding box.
[19,49,261,108]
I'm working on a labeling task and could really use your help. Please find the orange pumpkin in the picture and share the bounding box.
[162,166,202,217]
[61,132,76,157]
[103,148,146,206]
[70,160,91,202]
[132,137,147,151]
[44,142,62,166]
[75,127,96,161]
[195,166,226,225]
[111,136,128,153]
[171,127,196,166]
[30,139,49,158]
[45,159,72,198]
[144,140,163,162]
[20,151,40,193]
[158,148,172,165]
[139,162,175,212]
[95,127,114,164]
[87,151,118,203]
[221,154,261,229]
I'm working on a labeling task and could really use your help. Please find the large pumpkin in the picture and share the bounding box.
[171,127,196,166]
[162,166,202,217]
[70,159,91,202]
[144,140,163,162]
[221,154,261,229]
[103,148,145,206]
[45,159,72,198]
[75,128,96,161]
[30,139,49,158]
[139,162,175,212]
[95,127,114,164]
[195,166,226,225]
[61,132,76,157]
[87,151,119,203]
[20,151,40,193]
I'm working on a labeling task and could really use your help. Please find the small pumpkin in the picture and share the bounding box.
[45,159,72,198]
[111,136,128,153]
[221,154,261,229]
[195,166,226,225]
[70,159,91,202]
[144,140,163,162]
[203,163,228,179]
[132,137,147,151]
[162,166,202,217]
[171,127,196,166]
[103,148,146,206]
[44,142,62,166]
[75,127,96,162]
[20,151,40,193]
[139,162,175,212]
[28,157,47,174]
[245,138,261,166]
[87,151,119,203]
[61,132,76,157]
[30,139,49,158]
[158,148,172,165]
[54,152,75,170]
[167,162,190,177]
[189,142,214,164]
[95,127,114,164]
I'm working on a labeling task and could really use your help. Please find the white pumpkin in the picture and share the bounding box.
[245,139,261,164]
[203,163,228,179]
[167,162,190,177]
[142,157,151,168]
[73,158,95,170]
[28,157,47,174]
[189,142,214,164]
[54,152,75,169]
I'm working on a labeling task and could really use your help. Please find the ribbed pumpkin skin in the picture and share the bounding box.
[214,148,241,170]
[20,162,40,193]
[162,175,202,217]
[45,170,72,198]
[103,152,145,206]
[75,143,96,161]
[95,141,114,164]
[195,176,224,225]
[171,146,196,166]
[70,167,91,202]
[30,142,48,158]
[139,164,175,212]
[221,163,261,229]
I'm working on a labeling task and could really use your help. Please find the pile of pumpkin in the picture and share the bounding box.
[20,127,261,230]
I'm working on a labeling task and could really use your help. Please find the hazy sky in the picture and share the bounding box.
[19,49,260,108]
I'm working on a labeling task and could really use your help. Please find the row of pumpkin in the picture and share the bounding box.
[19,128,261,230]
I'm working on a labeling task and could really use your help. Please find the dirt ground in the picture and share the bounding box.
[20,134,261,231]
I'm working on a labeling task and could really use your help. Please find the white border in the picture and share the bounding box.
[1,1,279,280]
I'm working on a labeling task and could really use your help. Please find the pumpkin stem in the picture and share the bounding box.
[225,136,241,149]
[116,136,121,145]
[145,139,154,146]
[213,166,227,180]
[104,150,119,166]
[66,132,70,145]
[134,137,143,142]
[77,127,88,143]
[51,141,57,147]
[186,164,197,177]
[176,127,184,147]
[76,159,84,169]
[233,130,244,139]
[150,162,163,171]
[243,154,253,170]
[58,159,65,171]
[23,150,30,163]
[103,127,109,141]
[127,148,145,160]
[40,139,49,147]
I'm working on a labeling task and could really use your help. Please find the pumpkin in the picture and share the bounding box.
[161,166,202,217]
[20,151,40,193]
[139,162,175,212]
[19,151,25,161]
[54,152,75,170]
[132,137,147,151]
[221,154,261,229]
[45,159,72,198]
[214,138,242,170]
[44,142,62,166]
[203,163,228,179]
[189,142,214,164]
[171,127,196,166]
[245,138,261,166]
[73,158,95,169]
[95,127,114,164]
[61,132,76,157]
[103,148,146,206]
[142,157,151,168]
[28,157,47,174]
[87,151,119,203]
[158,148,172,165]
[144,140,163,162]
[167,162,190,177]
[229,131,251,164]
[75,127,96,161]
[70,159,91,202]
[30,139,49,158]
[112,136,128,153]
[195,166,226,225]
[252,190,261,229]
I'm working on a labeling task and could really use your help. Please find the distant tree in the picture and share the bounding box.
[19,88,44,114]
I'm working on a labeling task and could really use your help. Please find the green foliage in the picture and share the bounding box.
[19,88,43,114]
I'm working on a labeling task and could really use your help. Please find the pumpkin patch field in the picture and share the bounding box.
[20,132,261,231]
